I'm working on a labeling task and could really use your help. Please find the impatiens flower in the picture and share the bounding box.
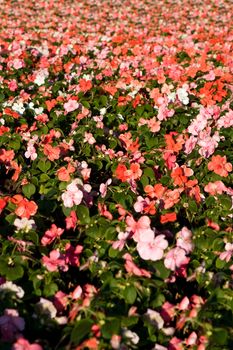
[65,210,78,230]
[123,253,151,277]
[14,198,38,219]
[0,281,24,298]
[122,329,139,345]
[36,298,57,319]
[204,180,227,195]
[208,155,232,177]
[41,224,64,246]
[185,332,197,346]
[177,87,189,105]
[64,99,79,113]
[42,250,68,272]
[164,247,189,271]
[176,227,194,254]
[14,217,36,232]
[43,144,60,161]
[61,179,83,207]
[0,309,25,342]
[137,234,168,261]
[57,163,75,182]
[160,212,177,224]
[12,337,43,350]
[126,215,154,242]
[99,178,112,198]
[219,243,233,262]
[145,309,164,329]
[84,132,96,145]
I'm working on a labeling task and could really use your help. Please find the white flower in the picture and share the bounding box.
[14,218,36,232]
[177,88,189,105]
[12,102,25,114]
[34,74,45,86]
[100,107,107,115]
[34,107,44,115]
[36,298,57,319]
[145,309,164,329]
[0,281,24,298]
[123,329,139,345]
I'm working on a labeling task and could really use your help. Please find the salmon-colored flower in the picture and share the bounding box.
[43,144,60,161]
[160,212,177,224]
[14,198,38,219]
[208,155,232,177]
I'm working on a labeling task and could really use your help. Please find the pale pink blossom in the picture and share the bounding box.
[204,181,227,195]
[178,296,190,310]
[123,253,151,277]
[137,234,168,261]
[164,247,188,271]
[219,243,233,262]
[64,99,79,113]
[112,231,129,251]
[126,215,154,242]
[185,332,198,346]
[12,59,24,70]
[99,179,112,198]
[61,179,83,207]
[216,110,233,129]
[84,132,96,145]
[176,227,193,254]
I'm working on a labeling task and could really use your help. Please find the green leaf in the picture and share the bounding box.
[37,160,51,172]
[76,205,90,224]
[215,258,226,269]
[44,283,58,297]
[22,183,36,199]
[211,328,228,345]
[71,319,93,345]
[143,167,155,180]
[102,318,121,339]
[124,285,137,304]
[108,247,120,258]
[40,174,50,183]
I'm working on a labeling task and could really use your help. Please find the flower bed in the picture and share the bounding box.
[0,0,232,349]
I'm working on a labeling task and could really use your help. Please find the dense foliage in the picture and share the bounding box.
[0,0,233,349]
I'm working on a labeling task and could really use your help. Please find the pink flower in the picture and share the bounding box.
[61,179,83,208]
[178,296,190,310]
[41,224,64,246]
[0,309,25,342]
[99,179,112,198]
[64,99,79,113]
[42,250,68,272]
[12,337,43,350]
[65,243,83,266]
[112,231,129,251]
[185,332,197,346]
[84,132,96,145]
[126,215,154,242]
[65,210,78,230]
[164,247,189,271]
[12,59,24,70]
[137,235,168,261]
[219,243,233,262]
[71,285,83,300]
[204,180,227,195]
[176,227,193,254]
[123,253,151,277]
